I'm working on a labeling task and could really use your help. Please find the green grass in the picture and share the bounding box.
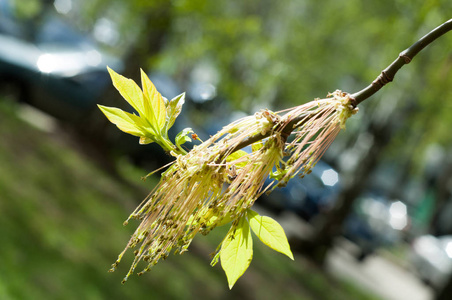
[0,100,380,300]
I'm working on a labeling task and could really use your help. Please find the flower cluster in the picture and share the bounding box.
[100,68,358,285]
[112,110,286,283]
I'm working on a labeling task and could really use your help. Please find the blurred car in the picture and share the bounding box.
[0,0,123,123]
[259,164,410,262]
[258,160,341,221]
[343,195,409,261]
[409,235,452,289]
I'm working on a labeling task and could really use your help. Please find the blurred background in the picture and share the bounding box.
[0,0,451,299]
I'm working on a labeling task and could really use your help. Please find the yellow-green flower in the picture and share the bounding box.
[99,69,358,287]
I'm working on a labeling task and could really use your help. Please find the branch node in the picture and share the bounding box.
[399,53,412,64]
[372,71,393,90]
[352,19,452,105]
[348,95,358,108]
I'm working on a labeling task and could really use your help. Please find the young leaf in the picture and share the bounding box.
[213,213,234,227]
[107,67,145,117]
[140,69,167,132]
[203,212,233,228]
[165,93,185,131]
[97,105,151,137]
[251,141,263,152]
[175,128,194,148]
[220,216,253,289]
[247,209,294,260]
[226,150,249,168]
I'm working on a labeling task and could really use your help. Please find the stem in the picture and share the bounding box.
[158,136,186,155]
[351,18,452,105]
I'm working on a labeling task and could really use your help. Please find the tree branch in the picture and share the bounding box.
[351,18,452,105]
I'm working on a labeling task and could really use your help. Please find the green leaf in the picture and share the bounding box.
[203,212,233,227]
[107,67,145,117]
[165,93,185,131]
[251,141,263,152]
[210,252,220,267]
[213,213,234,227]
[220,216,253,289]
[97,105,151,137]
[226,150,249,168]
[247,209,294,260]
[175,128,194,148]
[140,69,167,132]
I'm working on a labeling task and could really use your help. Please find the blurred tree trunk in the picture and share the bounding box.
[120,2,172,81]
[386,132,422,201]
[430,156,452,235]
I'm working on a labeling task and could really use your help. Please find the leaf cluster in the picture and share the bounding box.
[98,68,186,154]
[217,209,293,289]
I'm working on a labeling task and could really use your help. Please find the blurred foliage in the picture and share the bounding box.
[11,0,42,19]
[2,0,452,296]
[155,0,451,111]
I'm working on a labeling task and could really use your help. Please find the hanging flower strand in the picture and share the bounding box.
[277,90,358,185]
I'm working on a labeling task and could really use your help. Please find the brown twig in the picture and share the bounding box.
[351,18,452,105]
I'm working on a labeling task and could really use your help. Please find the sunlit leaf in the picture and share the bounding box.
[220,216,253,289]
[251,141,263,152]
[226,150,249,168]
[210,252,220,267]
[165,93,185,131]
[212,212,234,227]
[107,67,144,117]
[175,128,194,148]
[98,105,151,137]
[140,69,166,132]
[247,209,294,260]
[204,212,233,227]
